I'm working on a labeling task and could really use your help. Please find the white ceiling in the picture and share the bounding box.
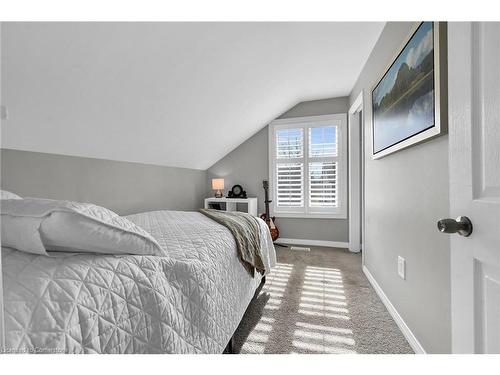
[1,22,384,170]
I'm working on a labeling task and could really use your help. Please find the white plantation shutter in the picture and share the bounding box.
[270,114,347,218]
[308,125,339,209]
[309,126,337,157]
[309,162,337,207]
[277,163,303,207]
[275,128,304,209]
[276,128,303,159]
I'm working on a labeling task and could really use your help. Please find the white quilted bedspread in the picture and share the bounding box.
[2,210,276,354]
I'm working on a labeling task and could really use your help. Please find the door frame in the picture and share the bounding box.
[348,91,364,253]
[0,248,4,350]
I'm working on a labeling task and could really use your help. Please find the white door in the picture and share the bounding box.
[448,22,500,353]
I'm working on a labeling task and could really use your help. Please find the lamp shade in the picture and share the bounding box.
[212,178,225,190]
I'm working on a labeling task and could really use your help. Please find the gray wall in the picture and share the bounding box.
[207,97,349,243]
[1,149,206,216]
[349,22,450,353]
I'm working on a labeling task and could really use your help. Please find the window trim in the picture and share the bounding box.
[268,113,348,219]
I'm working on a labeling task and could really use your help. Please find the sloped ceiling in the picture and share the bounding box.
[1,22,384,170]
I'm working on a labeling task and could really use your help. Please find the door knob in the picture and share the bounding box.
[437,216,473,237]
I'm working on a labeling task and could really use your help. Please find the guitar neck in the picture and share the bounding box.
[263,186,271,216]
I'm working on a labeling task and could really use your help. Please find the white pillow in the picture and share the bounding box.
[1,198,164,256]
[1,190,22,200]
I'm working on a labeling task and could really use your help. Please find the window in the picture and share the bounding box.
[268,114,347,218]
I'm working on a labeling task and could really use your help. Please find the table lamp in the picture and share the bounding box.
[212,178,224,198]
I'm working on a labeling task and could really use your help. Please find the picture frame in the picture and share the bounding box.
[371,22,447,159]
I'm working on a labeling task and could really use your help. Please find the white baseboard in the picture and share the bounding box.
[362,265,426,354]
[274,238,349,249]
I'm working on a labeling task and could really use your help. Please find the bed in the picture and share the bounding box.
[1,209,276,354]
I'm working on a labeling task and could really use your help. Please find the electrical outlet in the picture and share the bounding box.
[398,256,406,280]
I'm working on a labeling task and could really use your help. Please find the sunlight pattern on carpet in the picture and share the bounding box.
[241,263,357,354]
[292,266,356,353]
[241,263,293,353]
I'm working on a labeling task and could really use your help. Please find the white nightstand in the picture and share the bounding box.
[204,197,258,217]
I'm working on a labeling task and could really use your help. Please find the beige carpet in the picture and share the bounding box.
[233,245,413,354]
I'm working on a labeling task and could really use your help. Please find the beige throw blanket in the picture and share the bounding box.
[199,209,265,277]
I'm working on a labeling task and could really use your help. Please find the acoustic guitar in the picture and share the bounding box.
[260,180,280,242]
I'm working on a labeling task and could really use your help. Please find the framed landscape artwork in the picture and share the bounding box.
[371,22,447,159]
